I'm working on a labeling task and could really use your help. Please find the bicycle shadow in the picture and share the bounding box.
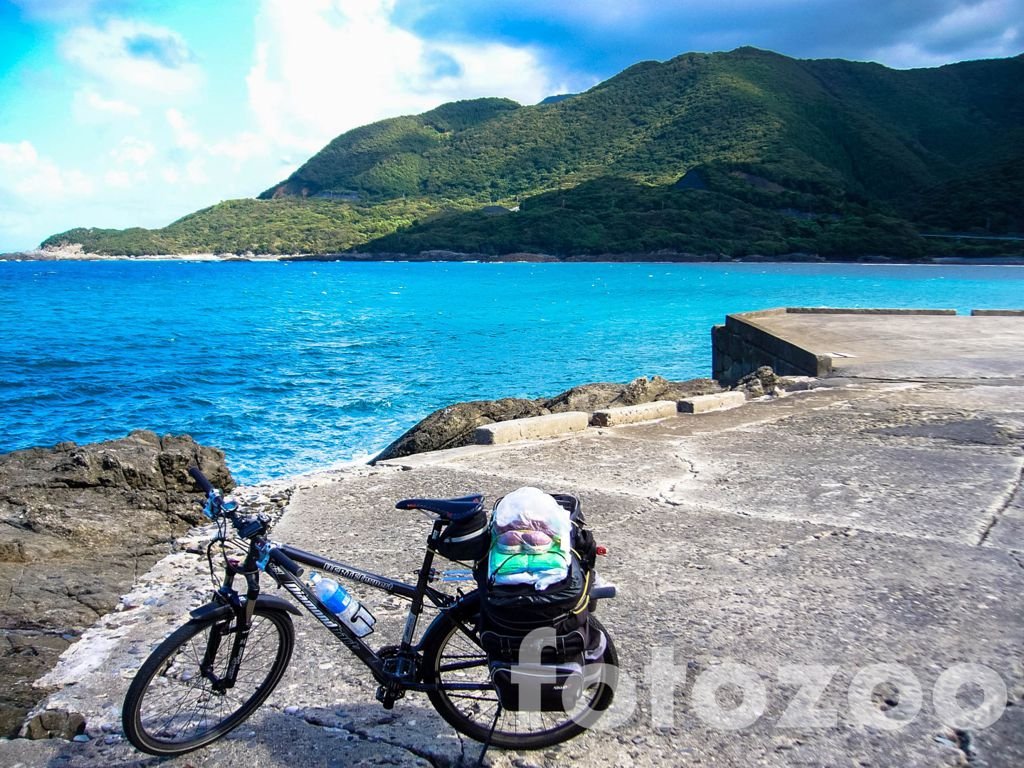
[252,702,494,768]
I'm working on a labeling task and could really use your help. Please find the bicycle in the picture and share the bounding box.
[121,467,619,757]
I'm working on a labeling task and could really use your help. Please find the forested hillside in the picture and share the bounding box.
[44,47,1024,258]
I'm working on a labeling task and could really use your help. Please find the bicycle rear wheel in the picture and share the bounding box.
[122,607,294,756]
[424,607,618,749]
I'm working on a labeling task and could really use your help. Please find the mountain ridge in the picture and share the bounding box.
[42,47,1024,259]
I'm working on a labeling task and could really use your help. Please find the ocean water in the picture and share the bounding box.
[1,260,1022,483]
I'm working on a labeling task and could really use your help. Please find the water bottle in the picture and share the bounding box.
[307,572,376,637]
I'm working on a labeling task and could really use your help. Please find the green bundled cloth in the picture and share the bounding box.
[488,542,569,577]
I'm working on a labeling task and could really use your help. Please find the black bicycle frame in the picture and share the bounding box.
[262,518,460,684]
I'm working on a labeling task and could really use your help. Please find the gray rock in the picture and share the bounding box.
[0,431,232,737]
[545,376,721,413]
[542,382,626,413]
[733,365,778,398]
[24,709,85,740]
[373,398,548,461]
[373,377,723,462]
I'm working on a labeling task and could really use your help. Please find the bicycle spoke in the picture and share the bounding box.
[131,611,289,749]
[444,693,500,703]
[427,612,618,748]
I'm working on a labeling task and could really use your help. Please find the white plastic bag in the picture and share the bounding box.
[490,487,571,589]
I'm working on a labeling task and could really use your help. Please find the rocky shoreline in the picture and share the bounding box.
[0,431,233,738]
[0,371,783,741]
[373,374,733,462]
[5,244,1024,265]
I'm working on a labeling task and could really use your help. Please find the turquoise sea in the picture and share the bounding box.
[1,260,1022,483]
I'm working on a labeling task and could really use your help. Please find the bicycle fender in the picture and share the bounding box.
[418,590,481,649]
[188,595,301,622]
[188,602,230,622]
[256,595,301,616]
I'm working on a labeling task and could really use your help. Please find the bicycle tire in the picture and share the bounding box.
[423,603,618,749]
[122,607,294,756]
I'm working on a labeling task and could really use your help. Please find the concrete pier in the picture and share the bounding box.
[4,310,1024,768]
[713,307,1024,382]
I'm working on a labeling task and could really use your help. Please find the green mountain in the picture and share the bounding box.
[45,47,1024,258]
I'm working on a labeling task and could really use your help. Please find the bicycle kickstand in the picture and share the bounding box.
[474,705,503,768]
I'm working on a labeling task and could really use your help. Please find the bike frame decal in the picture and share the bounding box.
[278,544,449,606]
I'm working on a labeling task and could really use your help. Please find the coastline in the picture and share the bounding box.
[4,370,1023,765]
[5,244,1024,266]
[0,370,759,734]
[1,311,1022,764]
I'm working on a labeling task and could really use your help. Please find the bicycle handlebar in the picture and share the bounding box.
[270,548,303,577]
[188,466,216,496]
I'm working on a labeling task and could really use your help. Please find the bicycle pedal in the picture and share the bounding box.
[375,686,400,709]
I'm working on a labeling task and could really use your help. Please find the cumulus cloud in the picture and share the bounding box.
[62,19,202,95]
[166,108,202,150]
[109,136,155,167]
[209,131,272,164]
[184,157,208,184]
[103,169,133,188]
[246,0,576,153]
[405,0,1024,70]
[71,88,141,122]
[868,0,1023,67]
[0,140,94,200]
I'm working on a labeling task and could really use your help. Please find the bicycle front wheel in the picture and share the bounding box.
[122,607,294,756]
[424,609,618,750]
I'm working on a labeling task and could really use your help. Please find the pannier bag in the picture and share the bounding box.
[486,624,609,712]
[550,492,598,570]
[490,660,585,712]
[483,554,591,635]
[434,507,490,562]
[478,487,604,712]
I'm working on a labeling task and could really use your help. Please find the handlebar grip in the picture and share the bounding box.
[270,548,304,577]
[188,466,215,495]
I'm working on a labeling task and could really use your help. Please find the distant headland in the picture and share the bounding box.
[23,48,1024,262]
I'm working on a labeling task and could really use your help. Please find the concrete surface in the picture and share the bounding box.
[677,392,747,414]
[475,411,590,445]
[725,308,1024,381]
[3,317,1024,767]
[592,401,678,427]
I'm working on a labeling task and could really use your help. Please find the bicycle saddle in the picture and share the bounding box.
[395,494,484,520]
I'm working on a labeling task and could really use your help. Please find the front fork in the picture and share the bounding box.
[202,562,261,692]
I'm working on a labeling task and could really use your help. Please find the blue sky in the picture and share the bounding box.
[1,0,1021,252]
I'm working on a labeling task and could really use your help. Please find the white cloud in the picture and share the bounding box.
[102,138,153,188]
[185,157,208,184]
[166,108,202,149]
[72,88,141,122]
[246,0,572,153]
[210,131,272,163]
[110,136,155,166]
[104,169,133,188]
[869,0,1022,68]
[62,19,202,96]
[0,140,94,201]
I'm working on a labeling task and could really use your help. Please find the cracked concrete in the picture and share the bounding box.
[978,460,1024,545]
[3,310,1024,767]
[2,374,1021,767]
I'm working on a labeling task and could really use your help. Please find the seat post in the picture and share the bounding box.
[399,518,445,649]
